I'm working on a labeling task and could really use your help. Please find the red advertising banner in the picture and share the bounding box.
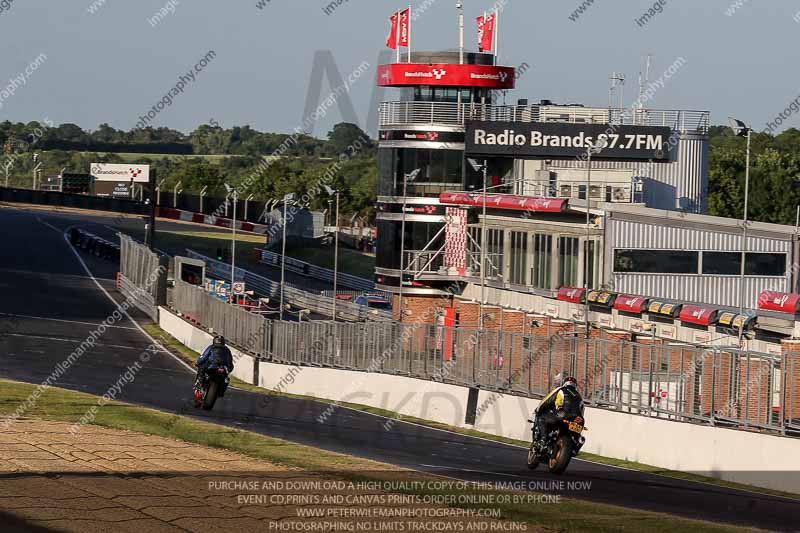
[378,63,515,89]
[477,12,496,52]
[758,291,800,314]
[439,191,567,213]
[557,286,585,304]
[613,295,649,314]
[679,305,718,326]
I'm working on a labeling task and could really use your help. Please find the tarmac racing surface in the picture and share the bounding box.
[1,206,799,531]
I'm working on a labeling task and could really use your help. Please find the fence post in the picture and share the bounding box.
[710,348,717,427]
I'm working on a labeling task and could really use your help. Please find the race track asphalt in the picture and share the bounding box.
[1,205,799,532]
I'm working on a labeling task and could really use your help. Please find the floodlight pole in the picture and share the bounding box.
[585,148,592,339]
[740,127,751,318]
[230,188,238,304]
[398,170,420,321]
[480,161,487,331]
[333,191,340,321]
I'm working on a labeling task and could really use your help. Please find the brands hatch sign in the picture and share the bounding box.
[91,163,150,183]
[466,122,672,161]
[377,63,515,89]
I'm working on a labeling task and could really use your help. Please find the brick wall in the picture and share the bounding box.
[700,350,734,418]
[781,340,800,424]
[735,357,772,426]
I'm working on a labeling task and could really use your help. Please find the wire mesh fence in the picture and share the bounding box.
[169,280,799,435]
[119,234,168,320]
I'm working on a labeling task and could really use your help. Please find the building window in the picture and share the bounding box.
[509,231,527,285]
[531,234,553,289]
[746,253,786,276]
[701,251,786,276]
[486,228,504,280]
[559,237,580,287]
[614,249,699,274]
[467,227,504,280]
[585,239,600,288]
[701,252,741,275]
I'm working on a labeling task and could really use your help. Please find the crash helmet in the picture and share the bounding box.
[562,376,578,391]
[213,335,226,347]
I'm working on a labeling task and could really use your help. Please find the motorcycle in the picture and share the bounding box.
[526,413,587,474]
[194,366,229,411]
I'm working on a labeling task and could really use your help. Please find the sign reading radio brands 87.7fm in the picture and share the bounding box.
[466,121,672,161]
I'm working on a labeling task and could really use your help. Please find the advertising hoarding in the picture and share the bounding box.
[466,121,672,161]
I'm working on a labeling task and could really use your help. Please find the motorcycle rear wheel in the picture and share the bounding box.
[548,434,574,474]
[203,380,219,411]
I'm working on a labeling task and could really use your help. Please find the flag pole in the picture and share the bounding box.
[396,10,401,63]
[458,1,464,65]
[493,9,499,65]
[407,5,412,63]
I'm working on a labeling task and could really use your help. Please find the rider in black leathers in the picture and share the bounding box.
[532,376,583,451]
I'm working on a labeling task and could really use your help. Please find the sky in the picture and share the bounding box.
[0,0,797,138]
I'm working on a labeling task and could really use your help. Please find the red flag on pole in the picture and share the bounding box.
[398,8,410,47]
[386,11,399,49]
[476,12,496,53]
[386,8,411,49]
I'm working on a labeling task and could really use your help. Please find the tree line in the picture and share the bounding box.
[3,118,800,225]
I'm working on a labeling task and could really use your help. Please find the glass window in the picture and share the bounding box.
[486,228,504,280]
[531,234,553,289]
[585,240,600,288]
[746,253,786,276]
[377,148,397,196]
[702,252,741,275]
[509,231,527,285]
[559,237,580,287]
[701,252,786,276]
[376,219,400,270]
[614,249,699,274]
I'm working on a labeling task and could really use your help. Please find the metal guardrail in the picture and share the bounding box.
[258,249,377,293]
[378,102,710,133]
[186,250,392,322]
[167,283,800,436]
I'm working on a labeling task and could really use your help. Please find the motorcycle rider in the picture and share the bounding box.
[532,376,584,451]
[195,335,234,397]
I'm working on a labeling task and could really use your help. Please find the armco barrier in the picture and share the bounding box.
[258,249,378,293]
[159,306,800,494]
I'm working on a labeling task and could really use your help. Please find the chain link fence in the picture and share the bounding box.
[168,279,799,436]
[119,234,168,321]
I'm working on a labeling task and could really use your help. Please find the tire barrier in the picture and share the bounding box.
[68,228,121,262]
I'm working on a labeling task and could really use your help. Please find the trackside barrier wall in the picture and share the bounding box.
[159,306,800,494]
[0,186,146,214]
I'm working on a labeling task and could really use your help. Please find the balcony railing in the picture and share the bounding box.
[379,101,710,133]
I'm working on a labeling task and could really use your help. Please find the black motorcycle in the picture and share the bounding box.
[527,413,587,474]
[194,366,229,411]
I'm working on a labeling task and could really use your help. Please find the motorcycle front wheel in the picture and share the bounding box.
[547,434,574,474]
[526,445,540,470]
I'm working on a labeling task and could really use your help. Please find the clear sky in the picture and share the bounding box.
[0,0,796,137]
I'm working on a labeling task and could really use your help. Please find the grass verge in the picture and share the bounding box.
[142,321,799,502]
[0,378,760,533]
